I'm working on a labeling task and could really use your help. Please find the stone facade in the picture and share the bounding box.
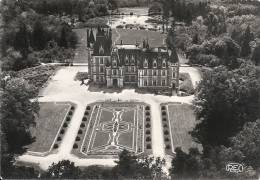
[87,28,179,93]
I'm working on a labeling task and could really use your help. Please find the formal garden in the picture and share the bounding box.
[71,101,152,159]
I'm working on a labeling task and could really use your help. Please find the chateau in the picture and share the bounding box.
[87,28,179,94]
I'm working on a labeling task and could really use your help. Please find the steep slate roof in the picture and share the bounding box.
[92,29,111,56]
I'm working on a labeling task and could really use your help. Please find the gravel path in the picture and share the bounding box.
[17,66,201,171]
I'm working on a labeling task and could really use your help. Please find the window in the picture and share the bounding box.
[131,66,135,72]
[131,55,135,64]
[100,66,104,73]
[131,76,135,81]
[172,72,175,78]
[162,60,166,68]
[100,76,103,82]
[113,69,117,75]
[162,79,166,86]
[153,70,157,76]
[144,69,147,76]
[95,57,99,64]
[100,57,104,64]
[113,60,117,67]
[125,56,129,64]
[125,75,129,81]
[153,60,157,68]
[144,59,148,68]
[162,70,166,76]
[144,80,148,86]
[153,80,157,86]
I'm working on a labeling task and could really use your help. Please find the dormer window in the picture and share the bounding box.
[144,59,148,68]
[99,45,104,54]
[162,60,166,68]
[125,55,129,64]
[131,55,135,64]
[153,60,157,68]
[113,60,117,67]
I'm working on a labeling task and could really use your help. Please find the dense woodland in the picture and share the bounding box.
[1,0,260,179]
[165,0,260,179]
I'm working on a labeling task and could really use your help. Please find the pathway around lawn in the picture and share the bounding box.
[17,66,201,171]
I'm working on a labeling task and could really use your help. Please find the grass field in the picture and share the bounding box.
[27,102,71,153]
[72,101,150,158]
[164,103,202,154]
[112,29,166,47]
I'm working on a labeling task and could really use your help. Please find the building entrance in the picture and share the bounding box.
[113,79,118,87]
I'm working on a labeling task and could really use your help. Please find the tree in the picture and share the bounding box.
[192,61,260,147]
[32,21,47,50]
[251,44,260,65]
[114,149,139,178]
[14,23,30,58]
[1,78,39,153]
[166,22,176,50]
[59,24,69,48]
[241,26,254,57]
[43,160,81,178]
[170,147,203,179]
[192,33,199,44]
[113,149,166,179]
[230,119,260,168]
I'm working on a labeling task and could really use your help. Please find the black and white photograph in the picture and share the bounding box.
[0,0,260,179]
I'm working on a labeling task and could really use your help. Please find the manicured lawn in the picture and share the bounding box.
[167,104,202,153]
[112,29,166,47]
[27,102,70,153]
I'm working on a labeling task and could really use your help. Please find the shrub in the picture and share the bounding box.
[60,129,65,134]
[164,130,169,135]
[146,137,151,142]
[86,106,91,110]
[83,117,87,121]
[78,129,83,134]
[63,123,68,128]
[146,117,150,122]
[166,144,171,149]
[162,111,167,116]
[69,111,73,115]
[163,118,167,121]
[146,123,151,128]
[66,116,71,121]
[57,137,62,141]
[146,112,150,116]
[73,143,78,149]
[84,111,89,116]
[70,106,75,110]
[76,136,80,141]
[163,124,168,128]
[54,144,59,149]
[145,106,150,110]
[146,144,151,149]
[165,137,170,142]
[80,123,85,128]
[161,106,166,110]
[146,130,151,135]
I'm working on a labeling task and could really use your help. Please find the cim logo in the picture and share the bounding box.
[226,163,243,173]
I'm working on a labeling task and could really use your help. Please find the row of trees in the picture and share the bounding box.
[161,0,209,25]
[42,150,166,179]
[31,0,109,21]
